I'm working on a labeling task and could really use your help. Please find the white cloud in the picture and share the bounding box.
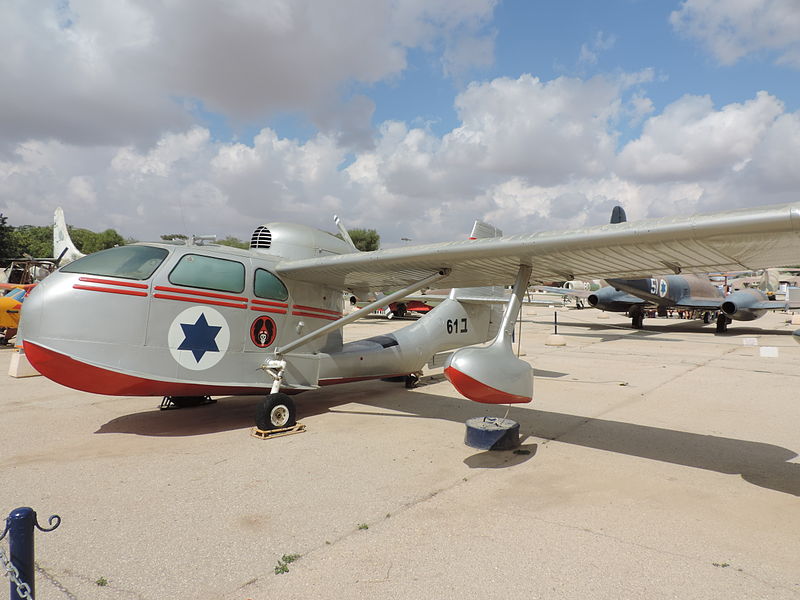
[0,0,497,150]
[748,112,800,192]
[616,91,784,182]
[1,68,799,248]
[112,128,212,177]
[442,74,622,185]
[671,0,800,67]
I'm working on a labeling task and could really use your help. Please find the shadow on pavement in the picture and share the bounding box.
[96,380,800,496]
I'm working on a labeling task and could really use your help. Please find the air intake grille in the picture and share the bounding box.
[250,226,272,249]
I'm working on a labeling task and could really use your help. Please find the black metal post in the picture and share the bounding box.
[554,311,558,335]
[8,507,35,600]
[3,507,61,600]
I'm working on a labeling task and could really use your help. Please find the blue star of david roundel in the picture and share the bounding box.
[168,306,230,370]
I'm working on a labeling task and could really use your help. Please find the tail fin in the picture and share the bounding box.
[53,207,85,265]
[333,215,359,252]
[469,220,502,240]
[455,221,505,299]
[610,206,627,224]
[758,269,779,294]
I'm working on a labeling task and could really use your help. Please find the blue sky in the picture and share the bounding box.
[208,1,800,148]
[1,1,799,244]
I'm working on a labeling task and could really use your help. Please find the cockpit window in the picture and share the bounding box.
[60,246,168,280]
[169,254,245,293]
[254,269,289,301]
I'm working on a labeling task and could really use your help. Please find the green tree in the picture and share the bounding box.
[348,228,380,252]
[0,214,20,257]
[161,234,188,241]
[4,220,125,258]
[218,236,249,249]
[69,227,125,253]
[8,225,52,257]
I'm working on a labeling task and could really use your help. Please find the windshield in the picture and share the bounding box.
[60,246,169,280]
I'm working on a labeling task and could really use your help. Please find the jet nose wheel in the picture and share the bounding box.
[256,393,297,431]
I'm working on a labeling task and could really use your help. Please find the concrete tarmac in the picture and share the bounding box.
[1,308,799,599]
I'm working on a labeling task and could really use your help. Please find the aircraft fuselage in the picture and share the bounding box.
[606,274,722,307]
[20,242,496,397]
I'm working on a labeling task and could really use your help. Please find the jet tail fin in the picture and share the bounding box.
[469,220,503,240]
[454,221,505,300]
[53,207,85,266]
[758,268,779,295]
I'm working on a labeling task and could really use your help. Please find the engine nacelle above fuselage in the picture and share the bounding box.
[250,223,357,260]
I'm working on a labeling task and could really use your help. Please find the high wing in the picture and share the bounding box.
[275,202,800,291]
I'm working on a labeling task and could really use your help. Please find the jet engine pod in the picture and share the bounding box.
[444,338,533,404]
[720,290,767,321]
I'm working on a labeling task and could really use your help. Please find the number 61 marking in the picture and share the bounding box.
[446,318,467,334]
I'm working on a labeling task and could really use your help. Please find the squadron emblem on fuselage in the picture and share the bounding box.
[250,316,277,348]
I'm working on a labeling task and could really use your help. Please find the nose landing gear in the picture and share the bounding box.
[256,393,297,431]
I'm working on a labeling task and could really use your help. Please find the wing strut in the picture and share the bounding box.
[263,269,450,393]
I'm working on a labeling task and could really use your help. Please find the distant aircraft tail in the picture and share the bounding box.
[53,207,85,265]
[758,268,779,295]
[453,220,505,300]
[610,206,627,224]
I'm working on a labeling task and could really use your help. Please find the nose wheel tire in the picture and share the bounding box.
[256,393,297,431]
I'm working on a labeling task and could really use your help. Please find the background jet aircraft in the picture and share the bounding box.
[53,206,86,265]
[587,207,791,331]
[588,272,792,332]
[540,207,793,331]
[0,208,87,345]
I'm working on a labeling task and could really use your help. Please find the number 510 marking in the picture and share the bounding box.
[446,318,468,334]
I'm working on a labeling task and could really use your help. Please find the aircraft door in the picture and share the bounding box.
[244,267,290,354]
[144,252,249,381]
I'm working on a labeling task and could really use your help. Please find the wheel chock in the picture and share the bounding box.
[250,423,307,440]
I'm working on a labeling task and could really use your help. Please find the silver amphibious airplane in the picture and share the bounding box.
[18,202,800,431]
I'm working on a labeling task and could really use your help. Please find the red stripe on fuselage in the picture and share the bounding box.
[73,284,148,297]
[250,307,287,314]
[78,277,149,289]
[152,293,247,309]
[250,299,289,308]
[291,311,339,321]
[23,341,268,397]
[292,304,341,316]
[153,286,247,302]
